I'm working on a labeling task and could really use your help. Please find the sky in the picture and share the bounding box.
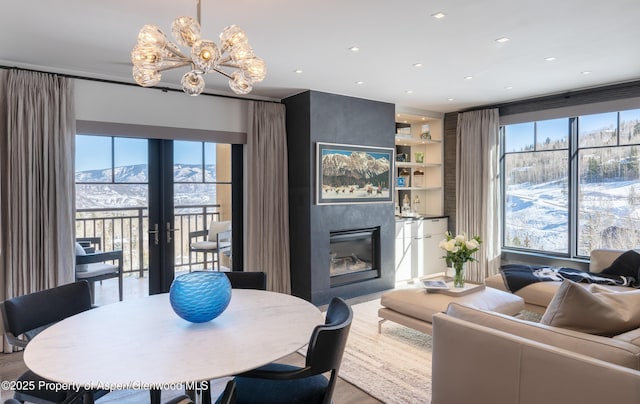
[75,136,216,172]
[504,109,640,153]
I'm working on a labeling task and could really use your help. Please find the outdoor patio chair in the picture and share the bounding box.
[75,237,123,303]
[189,220,232,271]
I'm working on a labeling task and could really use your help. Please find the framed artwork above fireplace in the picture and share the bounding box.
[316,142,394,205]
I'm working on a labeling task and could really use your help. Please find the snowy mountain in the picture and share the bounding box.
[321,152,390,188]
[75,164,217,209]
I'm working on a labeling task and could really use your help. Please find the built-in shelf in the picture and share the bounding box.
[396,162,440,168]
[395,119,444,217]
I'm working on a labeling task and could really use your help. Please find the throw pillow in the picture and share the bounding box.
[75,242,89,272]
[541,279,640,337]
[600,249,640,280]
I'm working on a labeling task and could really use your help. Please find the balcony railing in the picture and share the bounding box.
[75,205,221,276]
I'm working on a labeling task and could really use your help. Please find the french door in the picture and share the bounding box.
[76,134,242,299]
[148,139,175,294]
[147,139,242,294]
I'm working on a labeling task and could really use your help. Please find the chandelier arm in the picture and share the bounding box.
[197,0,201,26]
[212,67,233,79]
[165,47,191,60]
[218,61,241,69]
[157,61,193,72]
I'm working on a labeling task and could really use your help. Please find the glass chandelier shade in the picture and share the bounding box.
[131,1,265,96]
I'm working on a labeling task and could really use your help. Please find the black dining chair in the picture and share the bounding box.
[214,297,353,404]
[223,271,267,290]
[192,272,267,404]
[0,281,109,404]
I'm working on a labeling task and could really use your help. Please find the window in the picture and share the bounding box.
[173,140,231,210]
[503,119,569,253]
[75,135,149,208]
[502,109,640,257]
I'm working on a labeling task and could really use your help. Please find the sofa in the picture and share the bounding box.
[485,248,632,313]
[432,303,640,404]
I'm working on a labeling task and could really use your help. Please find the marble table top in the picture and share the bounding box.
[24,290,323,389]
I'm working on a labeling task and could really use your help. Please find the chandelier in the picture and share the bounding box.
[131,0,266,96]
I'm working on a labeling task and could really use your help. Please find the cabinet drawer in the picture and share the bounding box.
[422,218,447,235]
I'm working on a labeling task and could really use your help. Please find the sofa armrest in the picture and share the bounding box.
[432,313,640,404]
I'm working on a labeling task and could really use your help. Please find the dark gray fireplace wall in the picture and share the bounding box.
[284,90,396,305]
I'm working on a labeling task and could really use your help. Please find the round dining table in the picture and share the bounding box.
[24,289,323,402]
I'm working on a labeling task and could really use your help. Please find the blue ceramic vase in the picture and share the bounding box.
[169,271,232,323]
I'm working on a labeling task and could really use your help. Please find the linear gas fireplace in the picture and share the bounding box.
[329,227,380,287]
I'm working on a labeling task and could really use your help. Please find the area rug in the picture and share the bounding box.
[338,298,433,404]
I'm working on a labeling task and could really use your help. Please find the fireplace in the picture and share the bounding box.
[329,227,380,287]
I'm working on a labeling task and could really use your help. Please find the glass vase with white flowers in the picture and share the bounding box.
[438,232,482,287]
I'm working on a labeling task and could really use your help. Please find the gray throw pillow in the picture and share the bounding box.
[75,242,89,272]
[541,279,640,336]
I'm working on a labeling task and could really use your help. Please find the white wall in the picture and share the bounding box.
[75,79,248,135]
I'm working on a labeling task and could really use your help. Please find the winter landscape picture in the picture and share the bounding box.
[316,142,393,204]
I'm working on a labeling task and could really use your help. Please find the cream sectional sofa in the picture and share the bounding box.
[485,248,632,313]
[432,303,640,404]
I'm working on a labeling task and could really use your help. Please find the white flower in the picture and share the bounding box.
[455,234,466,243]
[466,239,479,250]
[444,239,456,251]
[438,240,447,249]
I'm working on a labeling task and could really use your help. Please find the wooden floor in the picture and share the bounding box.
[1,277,386,403]
[0,350,381,403]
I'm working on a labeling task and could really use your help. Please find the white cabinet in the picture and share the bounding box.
[395,217,448,282]
[417,218,449,277]
[395,221,414,282]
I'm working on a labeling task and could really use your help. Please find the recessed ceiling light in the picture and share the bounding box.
[431,12,447,19]
[355,81,364,85]
[403,120,408,123]
[396,114,401,117]
[581,71,592,75]
[544,56,556,62]
[447,98,454,102]
[421,117,426,121]
[348,46,360,52]
[464,76,473,80]
[504,86,513,90]
[293,69,303,74]
[495,37,510,43]
[413,63,423,68]
[406,90,413,94]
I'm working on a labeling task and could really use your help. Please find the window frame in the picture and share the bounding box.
[501,109,640,260]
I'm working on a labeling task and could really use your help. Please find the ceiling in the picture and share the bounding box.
[2,0,640,115]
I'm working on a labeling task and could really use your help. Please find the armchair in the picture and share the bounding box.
[75,237,123,303]
[189,220,232,271]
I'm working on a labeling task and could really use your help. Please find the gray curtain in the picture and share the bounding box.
[456,108,501,283]
[0,69,76,304]
[246,101,291,293]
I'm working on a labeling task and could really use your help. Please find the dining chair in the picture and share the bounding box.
[189,220,232,271]
[193,272,266,404]
[0,281,108,404]
[75,238,123,303]
[214,297,353,404]
[223,271,267,290]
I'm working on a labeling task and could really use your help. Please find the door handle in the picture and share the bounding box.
[166,222,179,244]
[148,223,159,245]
